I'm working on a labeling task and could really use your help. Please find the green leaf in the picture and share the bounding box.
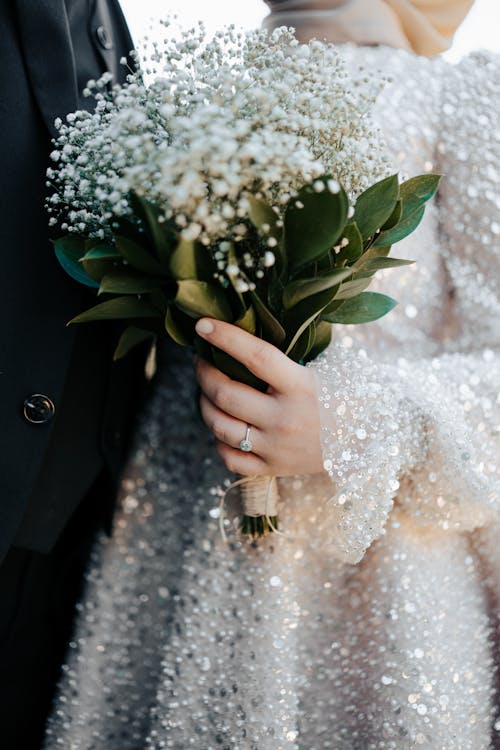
[305,320,332,362]
[69,296,161,324]
[111,216,153,250]
[353,174,400,240]
[282,267,353,309]
[356,244,392,263]
[82,259,117,284]
[335,222,363,264]
[54,236,99,288]
[316,252,334,272]
[82,244,121,261]
[285,179,349,274]
[81,244,122,283]
[266,266,285,313]
[235,305,257,335]
[115,235,164,275]
[84,237,106,252]
[372,174,441,248]
[372,205,425,248]
[247,196,281,239]
[287,321,315,363]
[285,308,321,357]
[130,192,175,266]
[99,272,164,295]
[322,292,398,324]
[381,199,402,230]
[320,299,345,317]
[247,196,285,276]
[400,174,441,214]
[113,326,155,360]
[355,256,414,272]
[332,276,372,301]
[353,271,379,281]
[249,290,286,347]
[165,306,194,347]
[169,237,214,281]
[175,280,233,321]
[284,284,341,355]
[212,348,267,392]
[169,237,197,280]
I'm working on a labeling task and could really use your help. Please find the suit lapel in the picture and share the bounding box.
[14,0,78,137]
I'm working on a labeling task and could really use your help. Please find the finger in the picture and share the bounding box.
[214,439,269,476]
[199,394,268,458]
[195,318,299,393]
[195,357,274,428]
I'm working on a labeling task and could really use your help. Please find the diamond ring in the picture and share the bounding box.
[239,425,253,452]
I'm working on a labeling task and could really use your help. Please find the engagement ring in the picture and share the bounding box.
[239,425,253,452]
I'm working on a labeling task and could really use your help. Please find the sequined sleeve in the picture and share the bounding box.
[308,52,500,565]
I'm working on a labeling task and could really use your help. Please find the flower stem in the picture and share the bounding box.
[240,514,279,538]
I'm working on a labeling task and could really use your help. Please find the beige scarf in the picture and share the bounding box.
[262,0,475,56]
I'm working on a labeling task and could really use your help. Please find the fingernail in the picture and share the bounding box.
[195,319,214,336]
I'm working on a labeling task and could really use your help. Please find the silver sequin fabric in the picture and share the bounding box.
[44,46,500,750]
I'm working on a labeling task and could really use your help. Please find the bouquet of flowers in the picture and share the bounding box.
[47,22,440,537]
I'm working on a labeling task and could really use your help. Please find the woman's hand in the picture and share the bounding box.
[194,318,325,477]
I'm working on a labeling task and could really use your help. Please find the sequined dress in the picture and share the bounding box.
[45,47,500,750]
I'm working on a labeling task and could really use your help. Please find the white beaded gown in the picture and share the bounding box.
[45,46,500,750]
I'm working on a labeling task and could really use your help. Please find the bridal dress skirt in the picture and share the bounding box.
[44,345,499,750]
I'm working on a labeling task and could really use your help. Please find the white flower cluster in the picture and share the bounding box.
[47,22,389,242]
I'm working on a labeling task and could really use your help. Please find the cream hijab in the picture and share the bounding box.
[263,0,475,56]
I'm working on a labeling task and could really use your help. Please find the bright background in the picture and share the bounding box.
[120,0,500,61]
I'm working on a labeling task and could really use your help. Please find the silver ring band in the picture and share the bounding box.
[239,425,253,452]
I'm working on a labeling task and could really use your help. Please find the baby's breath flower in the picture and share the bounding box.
[47,23,389,245]
[263,251,276,267]
[226,264,239,277]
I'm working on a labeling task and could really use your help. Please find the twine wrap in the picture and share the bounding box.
[241,475,279,517]
[219,475,281,540]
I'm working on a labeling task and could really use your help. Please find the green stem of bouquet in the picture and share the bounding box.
[240,514,279,538]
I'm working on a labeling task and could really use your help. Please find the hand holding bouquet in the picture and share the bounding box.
[47,22,440,537]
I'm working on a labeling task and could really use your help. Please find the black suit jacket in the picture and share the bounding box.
[0,0,144,563]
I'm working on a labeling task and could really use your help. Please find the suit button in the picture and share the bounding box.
[23,394,56,425]
[96,25,113,50]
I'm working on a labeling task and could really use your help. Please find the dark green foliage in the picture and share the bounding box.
[57,173,441,370]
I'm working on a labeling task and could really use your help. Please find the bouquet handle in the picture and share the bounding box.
[220,475,280,539]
